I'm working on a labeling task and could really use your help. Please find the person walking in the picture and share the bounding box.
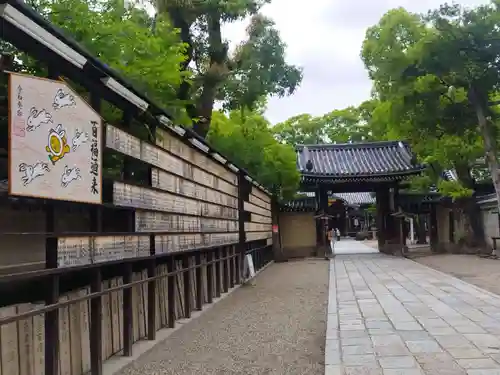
[335,228,341,241]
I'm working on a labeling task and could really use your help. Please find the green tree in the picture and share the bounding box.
[272,114,328,144]
[361,4,500,244]
[322,106,376,143]
[413,2,500,208]
[155,0,302,137]
[41,0,187,111]
[208,111,299,198]
[272,100,379,146]
[1,0,300,189]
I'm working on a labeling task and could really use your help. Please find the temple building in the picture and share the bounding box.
[279,141,426,257]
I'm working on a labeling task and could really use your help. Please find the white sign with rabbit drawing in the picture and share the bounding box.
[8,73,102,204]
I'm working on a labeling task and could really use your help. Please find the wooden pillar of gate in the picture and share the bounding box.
[375,187,389,253]
[393,188,406,256]
[429,204,439,252]
[271,197,285,262]
[416,213,428,244]
[316,186,329,257]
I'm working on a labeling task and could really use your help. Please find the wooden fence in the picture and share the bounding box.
[0,242,272,375]
[0,1,275,374]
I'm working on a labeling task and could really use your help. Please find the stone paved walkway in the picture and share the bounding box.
[334,240,379,255]
[327,244,500,374]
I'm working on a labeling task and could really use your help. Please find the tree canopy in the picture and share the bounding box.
[0,0,302,197]
[361,3,500,200]
[155,0,302,137]
[272,101,379,145]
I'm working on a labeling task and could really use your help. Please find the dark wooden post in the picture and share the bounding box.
[252,248,258,271]
[44,67,59,375]
[182,254,191,318]
[167,257,176,328]
[237,171,247,278]
[146,123,157,339]
[90,269,103,375]
[215,249,222,298]
[44,202,59,375]
[195,252,203,310]
[222,247,229,293]
[318,186,328,257]
[393,188,405,256]
[121,110,134,356]
[229,246,235,288]
[430,204,439,252]
[206,250,214,303]
[122,263,133,356]
[375,187,389,253]
[416,214,427,244]
[271,196,284,261]
[234,245,240,284]
[147,236,156,340]
[89,91,103,375]
[385,186,398,253]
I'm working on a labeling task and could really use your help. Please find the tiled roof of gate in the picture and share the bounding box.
[280,197,317,212]
[333,192,375,206]
[281,192,375,212]
[292,191,375,206]
[297,141,424,179]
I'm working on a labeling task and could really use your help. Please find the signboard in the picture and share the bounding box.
[272,225,278,233]
[243,254,256,279]
[328,198,337,206]
[8,73,102,204]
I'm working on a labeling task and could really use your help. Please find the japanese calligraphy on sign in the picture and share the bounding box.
[8,73,102,204]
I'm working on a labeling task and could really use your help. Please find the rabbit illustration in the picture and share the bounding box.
[53,88,76,110]
[61,165,81,187]
[18,162,50,186]
[72,128,89,151]
[26,108,53,132]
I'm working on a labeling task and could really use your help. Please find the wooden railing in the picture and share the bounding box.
[0,242,273,375]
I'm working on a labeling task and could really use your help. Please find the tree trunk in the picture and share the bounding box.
[162,7,197,120]
[416,214,427,244]
[192,13,227,138]
[469,87,500,225]
[454,163,485,246]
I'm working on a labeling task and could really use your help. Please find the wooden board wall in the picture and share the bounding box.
[244,186,272,243]
[1,124,243,375]
[108,125,240,253]
[3,124,273,375]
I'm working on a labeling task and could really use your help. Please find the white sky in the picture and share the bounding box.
[222,0,491,125]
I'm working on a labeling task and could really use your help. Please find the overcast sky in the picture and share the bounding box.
[222,0,491,125]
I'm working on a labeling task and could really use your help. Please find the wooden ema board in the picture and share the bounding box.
[244,186,273,243]
[57,236,149,269]
[107,124,240,253]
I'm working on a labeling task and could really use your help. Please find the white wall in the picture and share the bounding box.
[481,206,500,248]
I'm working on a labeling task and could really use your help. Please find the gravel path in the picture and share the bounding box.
[120,259,329,375]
